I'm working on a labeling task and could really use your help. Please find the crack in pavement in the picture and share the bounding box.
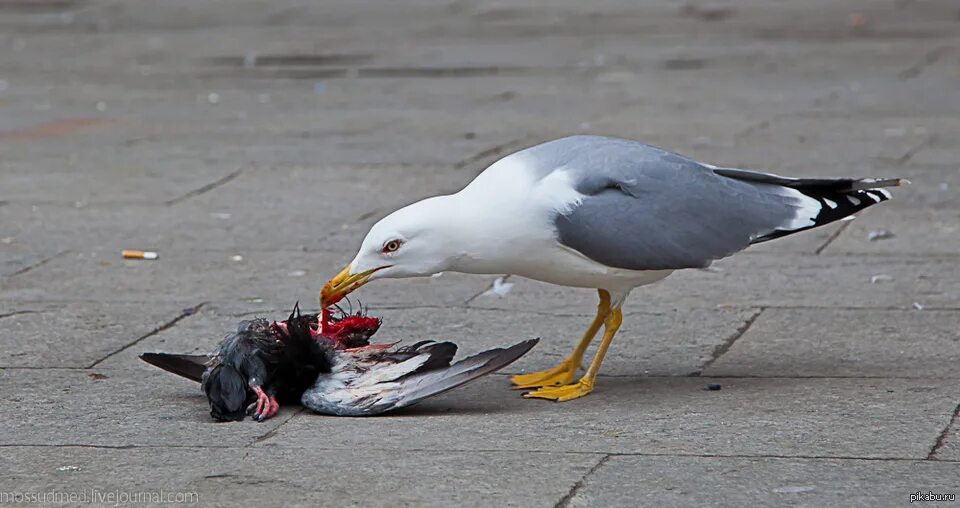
[896,135,937,166]
[0,310,39,320]
[898,46,953,80]
[165,168,243,206]
[690,307,764,376]
[5,250,71,278]
[454,136,536,170]
[555,454,610,508]
[252,408,304,445]
[814,220,853,255]
[927,403,959,460]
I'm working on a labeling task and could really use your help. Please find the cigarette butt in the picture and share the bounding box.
[122,250,158,260]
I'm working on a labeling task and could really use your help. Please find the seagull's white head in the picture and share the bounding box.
[321,196,465,306]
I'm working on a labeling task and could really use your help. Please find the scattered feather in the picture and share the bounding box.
[482,276,514,298]
[867,230,894,241]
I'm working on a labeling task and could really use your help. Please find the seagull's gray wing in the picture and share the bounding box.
[525,135,899,270]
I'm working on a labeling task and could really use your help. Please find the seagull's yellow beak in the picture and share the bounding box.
[320,264,382,307]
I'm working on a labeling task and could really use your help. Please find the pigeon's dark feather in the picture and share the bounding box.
[203,364,248,421]
[139,353,209,383]
[384,341,458,373]
[391,339,539,409]
[301,338,539,416]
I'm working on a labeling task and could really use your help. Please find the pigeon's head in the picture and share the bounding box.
[321,196,462,306]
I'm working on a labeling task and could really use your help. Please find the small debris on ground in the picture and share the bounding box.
[230,255,243,262]
[704,383,722,391]
[122,249,158,260]
[482,276,514,298]
[773,486,815,494]
[867,230,894,241]
[913,302,925,311]
[870,274,893,284]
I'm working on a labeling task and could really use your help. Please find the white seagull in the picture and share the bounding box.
[321,135,904,401]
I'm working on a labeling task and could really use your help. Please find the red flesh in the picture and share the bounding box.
[274,310,381,348]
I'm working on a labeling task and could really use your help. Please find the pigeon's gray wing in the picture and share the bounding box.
[140,353,211,383]
[523,135,900,270]
[302,339,539,416]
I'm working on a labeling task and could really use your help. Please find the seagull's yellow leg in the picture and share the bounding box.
[511,290,611,389]
[523,306,623,402]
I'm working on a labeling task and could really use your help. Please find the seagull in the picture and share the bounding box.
[320,135,905,402]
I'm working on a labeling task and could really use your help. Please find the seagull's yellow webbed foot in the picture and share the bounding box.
[511,289,612,390]
[523,377,594,401]
[510,359,579,389]
[522,307,623,403]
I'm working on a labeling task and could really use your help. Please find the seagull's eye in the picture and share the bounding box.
[382,239,403,254]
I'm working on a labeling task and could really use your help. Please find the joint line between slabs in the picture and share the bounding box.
[86,302,206,368]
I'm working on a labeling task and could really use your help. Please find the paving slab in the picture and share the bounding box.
[264,376,959,459]
[704,308,960,378]
[0,446,597,508]
[0,368,292,447]
[567,455,960,508]
[824,208,960,256]
[0,301,192,369]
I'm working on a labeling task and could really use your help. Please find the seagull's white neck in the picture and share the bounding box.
[437,163,578,276]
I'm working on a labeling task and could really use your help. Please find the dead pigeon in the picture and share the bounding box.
[143,303,379,421]
[141,304,537,420]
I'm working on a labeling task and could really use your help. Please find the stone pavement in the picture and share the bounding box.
[1,0,958,506]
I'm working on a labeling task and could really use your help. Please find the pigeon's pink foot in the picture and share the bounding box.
[248,386,279,422]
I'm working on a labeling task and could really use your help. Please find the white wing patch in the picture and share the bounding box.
[538,167,585,215]
[770,186,821,231]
